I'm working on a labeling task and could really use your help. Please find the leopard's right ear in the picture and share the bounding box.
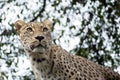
[43,19,52,31]
[15,20,26,34]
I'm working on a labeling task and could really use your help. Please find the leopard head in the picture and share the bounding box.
[15,20,52,53]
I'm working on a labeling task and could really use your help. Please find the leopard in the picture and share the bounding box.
[14,20,120,80]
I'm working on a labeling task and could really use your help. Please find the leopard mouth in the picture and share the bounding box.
[30,44,44,50]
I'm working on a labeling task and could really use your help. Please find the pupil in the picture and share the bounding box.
[43,27,48,32]
[27,27,32,31]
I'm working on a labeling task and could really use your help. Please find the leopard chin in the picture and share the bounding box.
[32,47,45,53]
[29,44,46,53]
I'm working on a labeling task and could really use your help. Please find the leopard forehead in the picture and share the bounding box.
[26,22,44,30]
[15,20,52,35]
[20,22,51,34]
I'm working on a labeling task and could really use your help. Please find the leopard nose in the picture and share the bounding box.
[35,36,44,41]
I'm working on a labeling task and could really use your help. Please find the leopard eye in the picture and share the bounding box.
[27,27,33,32]
[43,27,48,32]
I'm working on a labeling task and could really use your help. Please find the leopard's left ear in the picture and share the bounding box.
[43,19,52,31]
[15,20,26,34]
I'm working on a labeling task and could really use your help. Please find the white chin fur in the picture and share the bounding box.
[32,47,45,53]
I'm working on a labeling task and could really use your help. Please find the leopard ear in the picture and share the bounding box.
[43,19,52,30]
[15,20,26,34]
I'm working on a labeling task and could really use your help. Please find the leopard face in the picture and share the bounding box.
[15,20,52,53]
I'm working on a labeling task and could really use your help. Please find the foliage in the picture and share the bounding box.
[0,0,120,79]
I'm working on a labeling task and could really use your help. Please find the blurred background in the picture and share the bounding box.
[0,0,120,80]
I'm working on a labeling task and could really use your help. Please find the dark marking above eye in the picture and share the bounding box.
[26,27,33,32]
[43,27,48,32]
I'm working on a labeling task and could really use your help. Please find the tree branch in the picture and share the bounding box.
[30,0,46,22]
